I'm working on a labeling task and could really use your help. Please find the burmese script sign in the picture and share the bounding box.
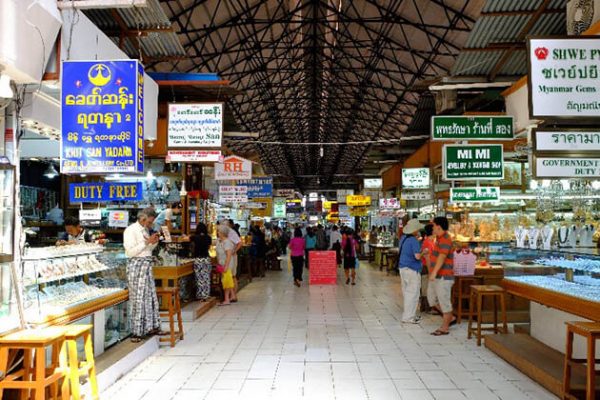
[309,251,337,285]
[450,187,500,203]
[168,103,223,148]
[533,129,600,152]
[401,191,432,201]
[443,144,504,181]
[402,168,430,189]
[528,37,600,119]
[534,157,600,178]
[431,116,514,141]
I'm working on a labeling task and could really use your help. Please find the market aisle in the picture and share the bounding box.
[101,262,556,400]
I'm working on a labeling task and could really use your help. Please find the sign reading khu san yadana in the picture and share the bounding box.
[443,144,504,181]
[69,182,143,203]
[61,60,144,174]
[431,116,514,141]
[534,157,600,178]
[450,187,500,203]
[528,37,600,119]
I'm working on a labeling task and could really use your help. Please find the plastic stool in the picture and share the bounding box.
[467,285,508,346]
[156,287,184,347]
[563,321,600,400]
[57,324,98,400]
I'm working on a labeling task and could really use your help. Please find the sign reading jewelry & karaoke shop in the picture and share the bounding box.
[534,157,600,178]
[528,37,600,119]
[69,182,143,203]
[450,187,500,203]
[167,103,223,147]
[402,168,430,189]
[61,60,144,174]
[214,155,252,180]
[431,116,514,141]
[443,144,504,180]
[533,129,600,152]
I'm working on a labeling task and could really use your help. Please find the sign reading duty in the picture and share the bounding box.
[168,103,223,148]
[69,182,143,203]
[450,187,500,203]
[534,157,600,178]
[431,116,513,141]
[528,37,600,119]
[443,144,504,181]
[402,168,430,189]
[346,195,371,206]
[61,60,144,174]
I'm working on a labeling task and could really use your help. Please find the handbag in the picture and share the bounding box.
[216,264,225,274]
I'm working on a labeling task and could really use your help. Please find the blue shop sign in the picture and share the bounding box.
[69,182,143,203]
[61,60,144,174]
[235,177,273,198]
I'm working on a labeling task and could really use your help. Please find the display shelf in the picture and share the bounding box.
[23,264,112,287]
[22,245,104,261]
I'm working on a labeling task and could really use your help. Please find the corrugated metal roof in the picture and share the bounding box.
[482,0,566,13]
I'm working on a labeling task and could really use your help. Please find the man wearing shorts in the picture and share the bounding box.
[428,216,456,336]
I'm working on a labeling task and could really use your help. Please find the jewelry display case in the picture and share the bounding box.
[0,164,15,263]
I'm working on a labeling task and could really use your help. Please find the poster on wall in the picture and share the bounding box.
[167,103,223,148]
[61,60,144,174]
[442,144,504,181]
[402,168,430,189]
[528,37,600,119]
[431,116,514,141]
[214,155,252,180]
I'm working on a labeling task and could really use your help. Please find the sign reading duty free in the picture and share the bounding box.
[443,144,504,181]
[69,182,143,203]
[431,116,514,141]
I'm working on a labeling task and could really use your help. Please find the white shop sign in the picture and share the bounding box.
[401,190,432,201]
[336,189,353,203]
[168,103,223,148]
[79,209,102,221]
[214,156,252,180]
[378,198,401,209]
[218,186,247,195]
[533,130,600,152]
[219,194,248,204]
[402,168,430,189]
[534,157,600,178]
[528,37,600,119]
[166,150,223,163]
[274,189,295,198]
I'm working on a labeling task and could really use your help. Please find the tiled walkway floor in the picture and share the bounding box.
[102,261,557,400]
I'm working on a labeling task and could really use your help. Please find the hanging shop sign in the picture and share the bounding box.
[166,150,222,163]
[363,178,382,189]
[528,37,600,119]
[346,195,371,206]
[274,189,295,198]
[61,60,144,174]
[350,206,369,217]
[69,182,143,203]
[218,185,248,204]
[534,157,600,178]
[286,199,302,211]
[402,168,430,189]
[336,189,353,203]
[79,209,102,221]
[167,103,223,148]
[379,198,401,209]
[431,116,514,141]
[323,201,335,210]
[401,191,432,201]
[273,197,286,218]
[108,210,129,228]
[214,155,252,180]
[250,197,273,217]
[338,205,350,217]
[533,129,600,152]
[442,144,504,181]
[450,187,500,203]
[234,177,273,198]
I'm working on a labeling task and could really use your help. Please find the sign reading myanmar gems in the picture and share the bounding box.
[167,103,223,148]
[443,144,504,181]
[528,37,600,119]
[214,155,252,180]
[431,116,514,141]
[61,60,144,174]
[69,182,143,203]
[450,187,500,203]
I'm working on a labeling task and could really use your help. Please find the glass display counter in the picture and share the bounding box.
[0,164,15,263]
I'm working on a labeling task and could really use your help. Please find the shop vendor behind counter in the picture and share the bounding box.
[56,216,93,245]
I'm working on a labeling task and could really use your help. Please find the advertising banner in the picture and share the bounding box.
[309,251,337,285]
[450,187,500,203]
[61,60,144,174]
[69,182,143,203]
[167,103,223,148]
[234,177,273,198]
[379,198,401,209]
[431,116,514,141]
[534,157,600,178]
[214,155,252,180]
[533,129,600,152]
[166,150,222,163]
[443,144,504,180]
[273,197,286,218]
[402,168,430,189]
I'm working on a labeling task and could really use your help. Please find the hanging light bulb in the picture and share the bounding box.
[319,146,324,158]
[0,74,13,99]
[43,163,58,179]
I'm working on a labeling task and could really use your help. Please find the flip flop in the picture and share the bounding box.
[430,329,450,336]
[449,318,457,327]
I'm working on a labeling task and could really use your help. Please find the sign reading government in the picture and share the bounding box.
[61,60,144,174]
[168,103,223,148]
[431,116,513,141]
[443,144,504,181]
[528,37,600,119]
[69,182,143,203]
[534,157,600,178]
[214,156,252,180]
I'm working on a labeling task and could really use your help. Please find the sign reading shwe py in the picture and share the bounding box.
[214,155,252,180]
[431,116,513,141]
[168,103,223,148]
[402,168,430,189]
[528,37,600,119]
[69,182,143,203]
[61,60,144,174]
[443,144,504,181]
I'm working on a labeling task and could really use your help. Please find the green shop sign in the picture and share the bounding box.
[443,144,504,181]
[431,116,514,141]
[450,187,500,203]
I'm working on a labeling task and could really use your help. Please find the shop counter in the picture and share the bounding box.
[153,261,195,304]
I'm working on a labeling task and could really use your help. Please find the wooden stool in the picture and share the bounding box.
[379,250,389,271]
[467,285,508,346]
[156,287,184,347]
[386,253,399,275]
[368,245,375,262]
[0,327,70,400]
[563,321,600,400]
[453,276,483,324]
[55,324,98,400]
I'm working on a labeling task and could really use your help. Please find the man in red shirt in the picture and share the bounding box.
[429,216,456,335]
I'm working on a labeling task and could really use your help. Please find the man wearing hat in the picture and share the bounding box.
[398,218,427,323]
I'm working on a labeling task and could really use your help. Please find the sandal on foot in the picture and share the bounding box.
[449,318,457,327]
[430,329,449,336]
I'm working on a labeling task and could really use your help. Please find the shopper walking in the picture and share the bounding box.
[123,208,161,342]
[227,220,242,302]
[250,225,266,277]
[216,225,236,305]
[342,229,359,285]
[316,224,327,250]
[421,224,436,314]
[289,228,306,287]
[429,217,457,335]
[305,227,317,268]
[192,222,213,301]
[329,225,343,266]
[398,219,426,324]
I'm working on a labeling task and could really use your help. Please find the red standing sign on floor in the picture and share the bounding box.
[309,251,337,285]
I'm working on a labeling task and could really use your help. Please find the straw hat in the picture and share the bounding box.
[403,218,424,235]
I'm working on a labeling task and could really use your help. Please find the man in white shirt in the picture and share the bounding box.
[124,208,161,341]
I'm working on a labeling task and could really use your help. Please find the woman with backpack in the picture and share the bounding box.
[342,228,359,285]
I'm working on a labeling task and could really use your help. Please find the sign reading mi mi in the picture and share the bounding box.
[443,144,504,181]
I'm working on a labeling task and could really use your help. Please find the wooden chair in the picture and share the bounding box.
[0,327,70,400]
[453,276,483,324]
[467,285,508,346]
[56,324,98,400]
[156,287,184,348]
[563,321,600,400]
